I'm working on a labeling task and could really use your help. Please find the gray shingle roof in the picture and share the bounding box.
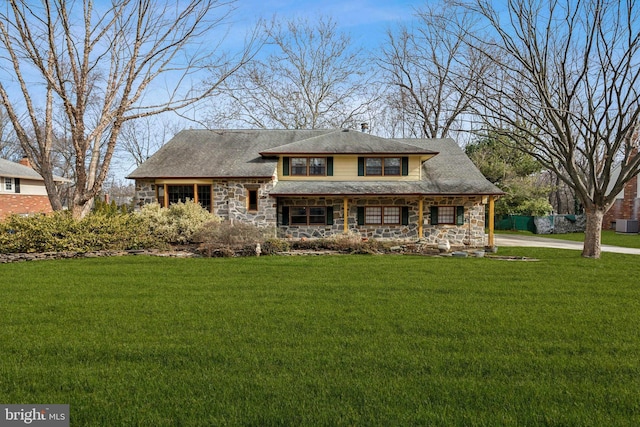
[270,138,501,196]
[0,158,69,182]
[259,129,436,155]
[127,129,502,196]
[0,158,44,180]
[127,129,330,179]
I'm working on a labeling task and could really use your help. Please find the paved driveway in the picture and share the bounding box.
[495,234,640,255]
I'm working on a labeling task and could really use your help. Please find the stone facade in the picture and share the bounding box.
[213,179,277,228]
[133,180,487,246]
[135,180,156,207]
[277,195,486,246]
[422,196,486,247]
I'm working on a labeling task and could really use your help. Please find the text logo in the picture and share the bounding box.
[1,405,68,427]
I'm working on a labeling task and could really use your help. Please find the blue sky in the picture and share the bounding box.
[230,0,425,48]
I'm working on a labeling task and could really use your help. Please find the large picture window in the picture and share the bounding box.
[358,206,409,226]
[158,184,212,212]
[283,206,333,226]
[364,206,401,225]
[290,206,326,225]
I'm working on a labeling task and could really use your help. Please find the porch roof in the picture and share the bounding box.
[269,180,502,196]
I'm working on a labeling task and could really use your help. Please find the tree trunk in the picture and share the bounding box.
[582,207,605,258]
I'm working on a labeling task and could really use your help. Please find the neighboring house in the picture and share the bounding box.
[128,129,503,247]
[0,157,67,220]
[602,173,639,230]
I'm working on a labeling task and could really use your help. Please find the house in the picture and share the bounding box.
[0,157,67,220]
[127,129,503,247]
[602,173,639,230]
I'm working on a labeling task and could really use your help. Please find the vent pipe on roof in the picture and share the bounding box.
[360,123,369,133]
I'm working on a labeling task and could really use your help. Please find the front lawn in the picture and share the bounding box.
[1,251,640,426]
[497,229,640,249]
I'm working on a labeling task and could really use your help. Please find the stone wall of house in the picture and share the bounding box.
[213,179,277,229]
[421,196,486,247]
[278,195,486,246]
[135,180,156,207]
[278,197,344,239]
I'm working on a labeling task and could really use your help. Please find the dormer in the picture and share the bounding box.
[259,129,437,181]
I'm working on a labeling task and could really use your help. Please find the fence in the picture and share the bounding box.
[493,214,585,234]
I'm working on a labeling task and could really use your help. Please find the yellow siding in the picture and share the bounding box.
[278,155,423,181]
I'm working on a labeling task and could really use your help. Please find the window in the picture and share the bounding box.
[430,206,464,226]
[247,188,258,211]
[291,158,308,175]
[197,185,212,212]
[168,185,195,206]
[365,158,383,176]
[4,177,12,191]
[438,206,456,224]
[160,184,212,212]
[358,206,409,226]
[309,158,326,176]
[284,206,330,226]
[359,157,407,176]
[290,157,327,176]
[364,206,401,225]
[384,158,401,176]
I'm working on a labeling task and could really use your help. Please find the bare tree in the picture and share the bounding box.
[0,0,259,218]
[209,16,377,130]
[0,107,21,161]
[464,0,640,258]
[377,3,491,138]
[119,116,180,167]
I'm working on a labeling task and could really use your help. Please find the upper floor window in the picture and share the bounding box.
[359,157,408,176]
[290,157,326,176]
[283,157,332,176]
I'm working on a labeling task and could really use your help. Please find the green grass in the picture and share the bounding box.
[2,252,640,426]
[497,229,640,249]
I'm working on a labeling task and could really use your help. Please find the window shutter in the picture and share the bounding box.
[401,206,409,225]
[401,157,409,176]
[456,206,465,225]
[14,178,20,194]
[358,157,365,176]
[357,207,365,225]
[430,206,439,225]
[327,157,333,176]
[282,206,289,226]
[282,157,290,176]
[326,207,334,225]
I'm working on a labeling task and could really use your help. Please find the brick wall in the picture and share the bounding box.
[602,175,639,229]
[0,194,53,220]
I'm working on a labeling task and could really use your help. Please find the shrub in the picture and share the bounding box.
[261,238,290,255]
[138,200,219,244]
[0,211,163,254]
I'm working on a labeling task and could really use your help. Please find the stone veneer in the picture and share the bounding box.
[213,179,276,229]
[278,195,486,247]
[134,180,487,247]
